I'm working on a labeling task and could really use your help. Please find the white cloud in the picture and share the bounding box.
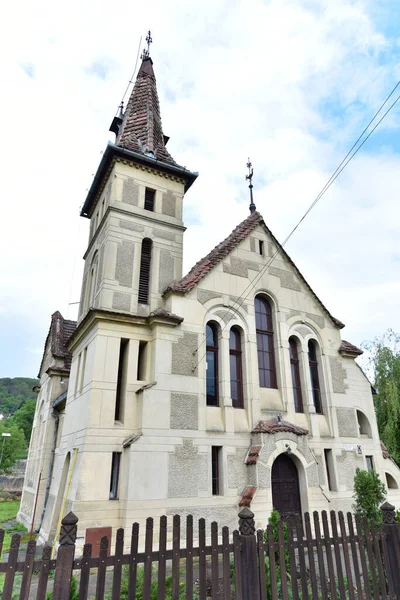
[0,0,399,375]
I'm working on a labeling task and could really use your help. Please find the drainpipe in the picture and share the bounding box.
[38,406,59,532]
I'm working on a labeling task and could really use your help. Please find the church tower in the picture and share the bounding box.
[78,42,197,320]
[36,38,198,544]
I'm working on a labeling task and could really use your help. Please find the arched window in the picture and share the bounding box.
[138,239,152,304]
[255,296,277,388]
[289,337,303,413]
[386,473,398,489]
[356,410,372,437]
[230,327,243,409]
[308,340,322,414]
[206,322,219,406]
[86,252,98,310]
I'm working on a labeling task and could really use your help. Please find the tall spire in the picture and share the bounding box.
[111,32,178,167]
[246,159,256,214]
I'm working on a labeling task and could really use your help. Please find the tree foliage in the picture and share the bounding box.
[0,423,26,475]
[352,468,386,523]
[7,400,36,444]
[0,378,38,416]
[363,330,400,465]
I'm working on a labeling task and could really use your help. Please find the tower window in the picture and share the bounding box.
[144,188,155,211]
[289,337,303,413]
[324,449,337,491]
[137,341,148,381]
[211,446,222,495]
[366,455,374,472]
[230,327,244,408]
[138,239,152,304]
[79,347,87,394]
[109,452,121,499]
[115,339,129,422]
[308,340,322,414]
[259,240,264,256]
[206,322,219,406]
[255,296,277,388]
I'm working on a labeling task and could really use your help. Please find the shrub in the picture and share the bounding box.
[352,468,386,523]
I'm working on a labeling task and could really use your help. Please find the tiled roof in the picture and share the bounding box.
[252,419,309,436]
[239,486,257,507]
[339,340,363,356]
[246,445,262,465]
[163,211,344,329]
[116,58,178,167]
[164,211,261,294]
[38,311,77,378]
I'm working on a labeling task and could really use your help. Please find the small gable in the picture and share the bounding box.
[37,312,77,378]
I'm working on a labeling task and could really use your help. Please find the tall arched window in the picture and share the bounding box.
[206,322,219,406]
[255,296,277,388]
[138,239,152,304]
[230,327,243,409]
[86,252,98,310]
[308,340,322,414]
[289,337,303,413]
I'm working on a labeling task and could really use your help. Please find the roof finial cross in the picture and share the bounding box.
[246,158,256,214]
[141,30,153,60]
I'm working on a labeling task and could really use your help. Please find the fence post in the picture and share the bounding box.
[52,511,78,600]
[380,501,400,596]
[238,507,261,600]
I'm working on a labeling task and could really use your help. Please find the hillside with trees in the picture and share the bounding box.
[0,378,38,415]
[0,378,38,470]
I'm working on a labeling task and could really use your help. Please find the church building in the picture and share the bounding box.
[19,39,400,549]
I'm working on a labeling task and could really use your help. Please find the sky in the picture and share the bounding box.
[1,0,400,378]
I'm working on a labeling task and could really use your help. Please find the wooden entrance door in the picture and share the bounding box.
[271,454,301,519]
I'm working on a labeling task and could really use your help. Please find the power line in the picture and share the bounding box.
[191,81,400,372]
[119,35,142,110]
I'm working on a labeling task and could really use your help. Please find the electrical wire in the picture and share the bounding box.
[191,82,400,372]
[118,35,142,111]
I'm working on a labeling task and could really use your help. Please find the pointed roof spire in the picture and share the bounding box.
[246,159,256,214]
[112,31,178,166]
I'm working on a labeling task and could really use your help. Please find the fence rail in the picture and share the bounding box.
[0,503,399,599]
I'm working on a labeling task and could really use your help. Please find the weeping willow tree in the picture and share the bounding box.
[364,330,400,466]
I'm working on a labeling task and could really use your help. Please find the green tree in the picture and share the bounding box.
[352,468,386,523]
[0,423,26,475]
[7,399,36,444]
[363,330,400,464]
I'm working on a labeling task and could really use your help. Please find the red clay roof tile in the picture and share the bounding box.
[116,58,179,168]
[246,445,262,465]
[239,486,257,507]
[252,420,309,436]
[339,340,363,356]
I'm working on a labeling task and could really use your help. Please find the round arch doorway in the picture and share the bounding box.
[271,453,302,519]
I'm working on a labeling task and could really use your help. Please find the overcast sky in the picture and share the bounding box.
[1,0,400,378]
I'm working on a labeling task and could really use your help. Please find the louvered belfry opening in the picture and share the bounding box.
[138,238,152,304]
[144,188,155,211]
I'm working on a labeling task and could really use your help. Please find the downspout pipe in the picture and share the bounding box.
[37,405,59,532]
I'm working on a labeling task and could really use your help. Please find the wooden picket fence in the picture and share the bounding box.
[0,502,399,599]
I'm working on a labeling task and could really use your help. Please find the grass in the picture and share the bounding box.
[0,501,21,523]
[0,501,29,556]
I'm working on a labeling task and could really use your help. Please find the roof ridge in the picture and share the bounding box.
[163,210,344,329]
[163,211,262,294]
